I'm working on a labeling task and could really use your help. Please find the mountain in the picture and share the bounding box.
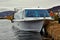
[0,11,16,17]
[48,6,60,12]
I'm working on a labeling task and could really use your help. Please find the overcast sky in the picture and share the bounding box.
[0,0,60,8]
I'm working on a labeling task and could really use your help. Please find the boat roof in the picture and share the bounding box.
[23,8,49,10]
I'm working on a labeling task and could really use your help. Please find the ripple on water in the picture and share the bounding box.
[12,26,42,40]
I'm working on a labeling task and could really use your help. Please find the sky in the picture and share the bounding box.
[0,0,60,9]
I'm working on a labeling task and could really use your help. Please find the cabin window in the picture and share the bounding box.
[25,9,50,17]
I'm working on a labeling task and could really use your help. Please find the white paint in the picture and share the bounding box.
[13,21,44,32]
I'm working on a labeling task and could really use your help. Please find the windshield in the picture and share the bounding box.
[25,9,50,17]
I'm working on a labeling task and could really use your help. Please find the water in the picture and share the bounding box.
[0,19,42,40]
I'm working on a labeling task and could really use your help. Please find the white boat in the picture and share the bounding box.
[13,8,54,32]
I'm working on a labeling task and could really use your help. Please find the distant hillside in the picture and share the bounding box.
[48,6,60,12]
[0,11,16,17]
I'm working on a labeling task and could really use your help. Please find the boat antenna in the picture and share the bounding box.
[14,8,19,12]
[38,6,39,8]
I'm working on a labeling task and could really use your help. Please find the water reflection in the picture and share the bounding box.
[12,26,42,40]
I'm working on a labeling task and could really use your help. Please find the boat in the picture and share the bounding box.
[13,8,54,32]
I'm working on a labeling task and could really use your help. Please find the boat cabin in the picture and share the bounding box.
[14,8,54,21]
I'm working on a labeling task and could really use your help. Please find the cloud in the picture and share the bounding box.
[0,0,59,8]
[0,0,11,2]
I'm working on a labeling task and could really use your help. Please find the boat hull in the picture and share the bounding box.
[13,20,44,32]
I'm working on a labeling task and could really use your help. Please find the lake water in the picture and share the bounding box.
[0,19,42,40]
